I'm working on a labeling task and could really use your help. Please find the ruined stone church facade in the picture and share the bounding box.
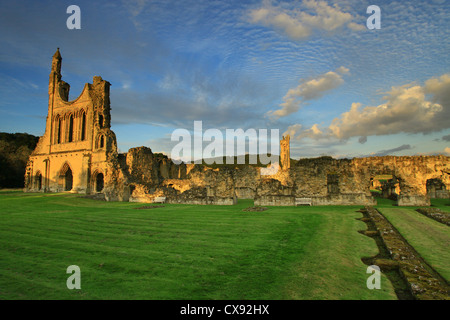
[24,49,449,206]
[24,49,128,200]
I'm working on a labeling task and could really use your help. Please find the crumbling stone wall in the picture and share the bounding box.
[352,156,449,206]
[426,178,449,199]
[254,179,295,206]
[123,149,237,205]
[24,49,126,198]
[249,155,448,206]
[254,156,376,206]
[26,49,448,207]
[123,153,448,206]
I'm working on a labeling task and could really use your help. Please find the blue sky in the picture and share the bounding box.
[0,0,449,159]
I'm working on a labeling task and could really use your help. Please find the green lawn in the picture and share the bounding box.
[378,207,450,282]
[374,196,450,212]
[0,192,396,300]
[374,197,397,207]
[430,198,450,213]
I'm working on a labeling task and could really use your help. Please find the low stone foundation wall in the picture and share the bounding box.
[397,195,430,206]
[254,193,376,206]
[166,196,237,205]
[129,195,153,203]
[235,187,255,199]
[311,194,377,206]
[254,195,295,206]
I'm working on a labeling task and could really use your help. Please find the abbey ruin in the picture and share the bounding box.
[24,50,450,206]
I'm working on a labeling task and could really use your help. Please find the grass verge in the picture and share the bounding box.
[0,192,397,300]
[377,207,449,282]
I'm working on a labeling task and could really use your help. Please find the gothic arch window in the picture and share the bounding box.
[99,114,104,129]
[81,111,86,141]
[54,115,62,144]
[57,118,62,144]
[68,114,74,143]
[95,134,106,149]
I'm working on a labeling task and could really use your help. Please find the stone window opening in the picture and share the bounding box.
[95,134,105,149]
[81,112,86,141]
[68,115,74,143]
[99,114,104,129]
[54,117,62,144]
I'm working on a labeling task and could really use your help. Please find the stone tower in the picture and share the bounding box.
[280,134,290,170]
[24,48,127,200]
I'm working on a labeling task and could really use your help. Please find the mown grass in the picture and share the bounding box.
[430,198,450,213]
[378,207,450,282]
[0,192,397,300]
[374,196,450,212]
[375,196,449,282]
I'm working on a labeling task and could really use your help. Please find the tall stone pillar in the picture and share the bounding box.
[280,135,290,170]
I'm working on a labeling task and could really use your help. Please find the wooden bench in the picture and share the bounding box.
[153,196,166,204]
[295,197,312,206]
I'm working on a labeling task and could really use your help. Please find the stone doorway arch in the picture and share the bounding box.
[59,162,73,191]
[35,171,42,191]
[92,170,104,193]
[426,178,448,199]
[96,173,104,192]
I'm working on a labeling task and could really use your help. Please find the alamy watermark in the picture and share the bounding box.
[66,265,81,289]
[366,265,381,289]
[171,121,280,175]
[367,5,381,30]
[66,5,380,31]
[66,5,81,30]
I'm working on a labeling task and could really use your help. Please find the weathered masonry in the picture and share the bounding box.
[24,49,128,200]
[25,49,450,206]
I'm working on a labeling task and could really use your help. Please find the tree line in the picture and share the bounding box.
[0,132,39,188]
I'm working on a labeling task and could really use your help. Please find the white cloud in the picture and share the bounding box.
[283,123,302,138]
[290,123,325,141]
[248,0,364,41]
[250,8,311,40]
[347,22,366,31]
[287,73,450,142]
[268,66,349,119]
[300,0,353,31]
